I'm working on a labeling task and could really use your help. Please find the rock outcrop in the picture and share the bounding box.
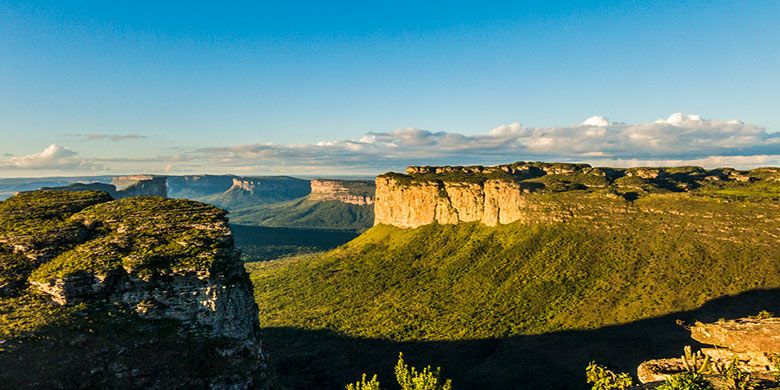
[375,162,780,229]
[309,179,375,205]
[0,191,267,388]
[637,317,780,387]
[691,317,780,353]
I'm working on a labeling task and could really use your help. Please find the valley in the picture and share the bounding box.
[2,162,780,389]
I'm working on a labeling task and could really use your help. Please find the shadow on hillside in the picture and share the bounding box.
[262,288,780,389]
[231,224,359,261]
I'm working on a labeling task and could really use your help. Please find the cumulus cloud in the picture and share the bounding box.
[6,113,777,176]
[190,112,779,172]
[0,144,98,170]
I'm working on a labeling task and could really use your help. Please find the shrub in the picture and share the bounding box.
[585,362,633,390]
[712,357,755,390]
[657,372,714,390]
[345,353,453,390]
[345,373,381,390]
[395,352,452,390]
[748,310,773,319]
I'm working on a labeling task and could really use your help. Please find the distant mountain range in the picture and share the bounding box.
[1,174,376,232]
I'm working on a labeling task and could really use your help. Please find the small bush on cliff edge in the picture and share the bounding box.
[657,372,714,390]
[585,362,633,390]
[346,353,452,390]
[345,373,381,390]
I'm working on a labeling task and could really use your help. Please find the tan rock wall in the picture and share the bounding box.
[375,177,553,228]
[309,179,375,205]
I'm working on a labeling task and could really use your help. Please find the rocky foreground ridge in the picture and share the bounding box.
[375,162,780,228]
[0,190,266,388]
[635,316,780,388]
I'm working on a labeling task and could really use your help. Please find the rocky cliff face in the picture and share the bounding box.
[0,191,266,388]
[309,179,375,205]
[111,175,168,198]
[375,162,780,228]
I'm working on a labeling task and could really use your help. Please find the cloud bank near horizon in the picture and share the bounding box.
[2,113,779,176]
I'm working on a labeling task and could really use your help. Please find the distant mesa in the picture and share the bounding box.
[309,179,375,205]
[41,174,167,199]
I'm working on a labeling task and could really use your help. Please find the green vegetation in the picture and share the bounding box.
[0,190,262,387]
[346,353,452,390]
[584,362,633,390]
[382,163,780,201]
[698,181,780,201]
[229,197,374,231]
[248,184,780,387]
[29,197,231,282]
[714,358,754,390]
[657,372,715,390]
[395,352,452,390]
[250,216,779,340]
[750,310,775,319]
[0,190,113,295]
[346,374,381,390]
[231,224,359,261]
[197,176,310,210]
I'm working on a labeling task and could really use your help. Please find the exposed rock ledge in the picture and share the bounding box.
[637,317,780,387]
[309,179,375,205]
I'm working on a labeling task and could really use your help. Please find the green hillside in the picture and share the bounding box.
[229,197,374,231]
[248,187,780,388]
[197,176,310,210]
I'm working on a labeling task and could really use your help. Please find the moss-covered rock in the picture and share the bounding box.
[0,191,267,388]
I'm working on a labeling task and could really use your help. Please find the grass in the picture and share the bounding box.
[229,196,374,231]
[247,188,780,387]
[29,197,232,282]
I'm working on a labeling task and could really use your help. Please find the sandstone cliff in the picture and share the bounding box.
[375,161,780,228]
[0,191,266,388]
[309,179,375,205]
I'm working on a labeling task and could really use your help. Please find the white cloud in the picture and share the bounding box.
[581,115,611,127]
[4,113,778,176]
[191,113,779,173]
[0,144,98,171]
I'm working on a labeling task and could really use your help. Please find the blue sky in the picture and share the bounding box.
[1,1,779,176]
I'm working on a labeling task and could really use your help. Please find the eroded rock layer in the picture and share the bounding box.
[309,179,375,205]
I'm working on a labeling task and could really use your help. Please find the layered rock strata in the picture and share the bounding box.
[309,179,375,205]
